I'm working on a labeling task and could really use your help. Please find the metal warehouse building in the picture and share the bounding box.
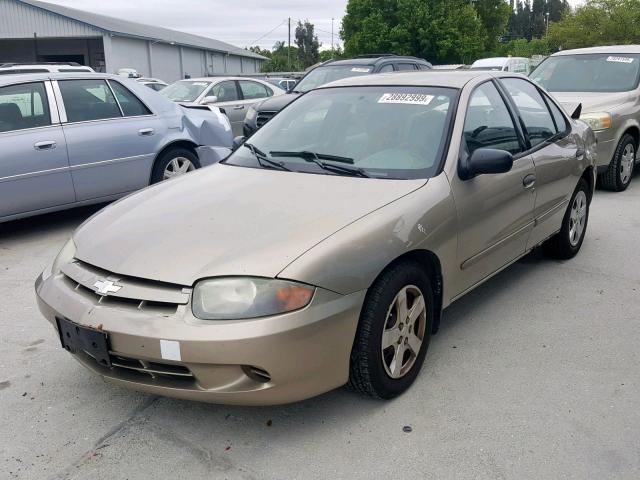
[0,0,266,82]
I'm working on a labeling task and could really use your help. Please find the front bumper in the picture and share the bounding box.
[35,272,365,405]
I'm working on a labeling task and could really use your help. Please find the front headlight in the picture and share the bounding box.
[581,112,612,131]
[245,106,257,122]
[42,238,76,280]
[192,277,314,320]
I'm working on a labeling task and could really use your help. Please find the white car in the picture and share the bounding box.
[0,62,94,75]
[160,77,285,136]
[471,57,531,75]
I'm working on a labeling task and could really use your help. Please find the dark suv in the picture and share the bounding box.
[243,55,432,136]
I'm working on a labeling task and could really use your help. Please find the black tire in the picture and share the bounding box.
[543,179,590,260]
[348,261,434,399]
[150,147,200,184]
[599,134,636,192]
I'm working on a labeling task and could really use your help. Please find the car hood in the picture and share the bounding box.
[255,92,301,112]
[73,164,425,286]
[551,91,632,115]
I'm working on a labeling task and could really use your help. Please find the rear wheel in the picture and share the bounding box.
[348,262,433,399]
[543,179,590,259]
[151,147,200,184]
[599,134,635,191]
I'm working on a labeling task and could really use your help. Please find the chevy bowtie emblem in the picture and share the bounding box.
[93,279,122,295]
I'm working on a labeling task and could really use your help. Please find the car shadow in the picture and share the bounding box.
[0,204,106,241]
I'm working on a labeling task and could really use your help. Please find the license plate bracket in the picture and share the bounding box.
[56,317,111,367]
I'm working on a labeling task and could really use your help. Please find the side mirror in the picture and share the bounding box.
[233,136,246,150]
[571,103,582,120]
[459,148,513,180]
[203,95,218,105]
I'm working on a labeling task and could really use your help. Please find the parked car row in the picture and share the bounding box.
[3,46,637,406]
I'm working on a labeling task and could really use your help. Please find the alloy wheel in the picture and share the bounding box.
[569,190,587,247]
[381,285,427,379]
[620,143,635,185]
[163,157,195,180]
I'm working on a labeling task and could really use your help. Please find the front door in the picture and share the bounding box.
[0,81,74,219]
[56,78,161,201]
[207,80,244,136]
[449,81,536,297]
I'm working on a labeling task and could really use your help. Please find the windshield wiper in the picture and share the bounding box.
[243,143,291,172]
[269,150,368,178]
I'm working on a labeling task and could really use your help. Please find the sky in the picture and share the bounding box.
[40,0,584,52]
[39,0,349,51]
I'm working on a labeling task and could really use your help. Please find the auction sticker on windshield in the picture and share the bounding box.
[607,56,634,64]
[378,93,434,105]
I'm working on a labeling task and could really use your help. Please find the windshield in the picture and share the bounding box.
[294,65,374,93]
[226,86,457,180]
[531,53,640,92]
[160,80,211,102]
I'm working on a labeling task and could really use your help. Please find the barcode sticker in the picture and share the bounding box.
[607,56,634,64]
[378,93,434,105]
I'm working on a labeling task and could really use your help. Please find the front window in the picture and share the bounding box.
[531,53,640,92]
[294,65,374,93]
[225,86,457,180]
[160,80,211,102]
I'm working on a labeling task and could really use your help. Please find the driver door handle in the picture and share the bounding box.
[34,140,56,151]
[523,174,536,190]
[233,105,245,110]
[138,128,155,136]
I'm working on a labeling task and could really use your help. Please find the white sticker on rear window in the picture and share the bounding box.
[192,82,209,86]
[607,56,634,64]
[351,67,370,73]
[378,93,434,105]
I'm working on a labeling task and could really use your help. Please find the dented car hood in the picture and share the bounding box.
[177,104,233,148]
[73,164,425,286]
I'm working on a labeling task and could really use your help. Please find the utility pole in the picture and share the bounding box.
[331,18,334,54]
[288,17,291,71]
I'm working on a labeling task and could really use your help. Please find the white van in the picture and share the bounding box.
[0,63,94,75]
[470,57,531,75]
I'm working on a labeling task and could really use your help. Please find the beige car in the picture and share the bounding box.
[36,71,596,405]
[531,45,640,191]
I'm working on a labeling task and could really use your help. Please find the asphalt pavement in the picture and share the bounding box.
[1,180,639,480]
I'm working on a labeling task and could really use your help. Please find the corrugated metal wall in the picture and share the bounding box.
[0,0,102,38]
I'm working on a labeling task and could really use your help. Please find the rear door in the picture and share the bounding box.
[0,80,74,218]
[498,77,581,248]
[56,78,162,201]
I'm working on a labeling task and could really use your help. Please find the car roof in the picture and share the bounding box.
[177,76,269,82]
[324,55,430,67]
[319,70,519,90]
[552,45,640,56]
[0,72,126,86]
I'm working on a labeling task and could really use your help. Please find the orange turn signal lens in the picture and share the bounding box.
[276,285,314,311]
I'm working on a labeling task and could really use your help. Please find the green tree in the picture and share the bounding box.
[474,0,512,53]
[295,20,321,69]
[341,0,487,64]
[548,0,640,50]
[259,41,299,72]
[319,46,344,63]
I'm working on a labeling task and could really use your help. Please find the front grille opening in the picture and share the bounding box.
[243,365,271,383]
[110,354,195,386]
[256,111,276,128]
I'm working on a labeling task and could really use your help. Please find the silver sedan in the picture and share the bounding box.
[0,73,233,223]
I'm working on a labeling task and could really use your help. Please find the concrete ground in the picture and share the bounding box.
[1,180,639,480]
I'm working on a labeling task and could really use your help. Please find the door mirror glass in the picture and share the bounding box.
[462,148,513,179]
[203,95,218,105]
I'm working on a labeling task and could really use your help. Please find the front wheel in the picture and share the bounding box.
[543,179,590,260]
[599,134,635,191]
[151,148,200,184]
[348,262,433,399]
